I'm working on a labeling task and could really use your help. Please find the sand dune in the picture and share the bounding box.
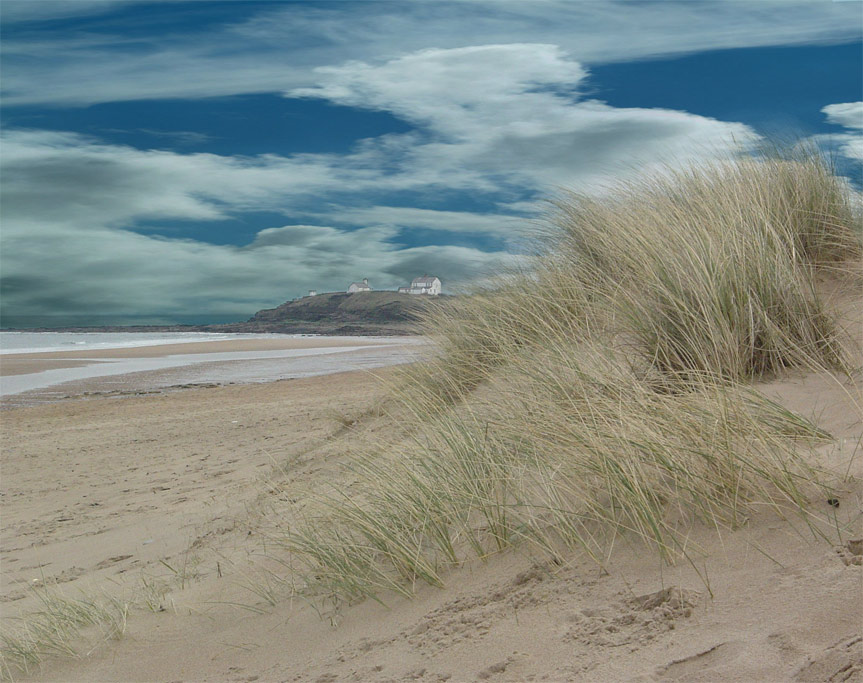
[2,355,860,681]
[2,261,861,681]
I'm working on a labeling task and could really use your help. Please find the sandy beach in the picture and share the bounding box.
[1,336,395,369]
[3,2,861,680]
[2,267,862,682]
[0,336,424,407]
[1,334,861,681]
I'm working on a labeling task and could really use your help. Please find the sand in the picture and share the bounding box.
[0,336,397,377]
[2,325,861,680]
[0,336,424,408]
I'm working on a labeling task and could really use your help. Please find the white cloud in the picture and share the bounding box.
[328,207,523,235]
[0,129,517,323]
[823,102,863,129]
[820,102,863,161]
[0,128,391,226]
[292,45,588,138]
[1,1,860,106]
[1,40,772,322]
[290,44,758,191]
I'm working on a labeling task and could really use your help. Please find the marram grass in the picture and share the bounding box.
[278,341,832,607]
[273,152,861,607]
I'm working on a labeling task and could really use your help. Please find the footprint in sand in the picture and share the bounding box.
[794,635,863,682]
[566,586,700,649]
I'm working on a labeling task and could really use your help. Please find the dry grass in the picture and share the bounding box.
[276,340,833,608]
[0,584,131,680]
[266,151,861,609]
[0,558,197,679]
[550,153,859,381]
[282,152,863,610]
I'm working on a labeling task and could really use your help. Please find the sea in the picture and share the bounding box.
[0,331,425,404]
[0,331,286,354]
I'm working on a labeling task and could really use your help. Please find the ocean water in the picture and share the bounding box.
[0,332,426,402]
[0,331,294,354]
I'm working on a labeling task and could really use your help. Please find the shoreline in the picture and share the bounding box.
[0,336,401,373]
[0,335,426,406]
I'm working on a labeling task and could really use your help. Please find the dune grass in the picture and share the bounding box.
[0,585,131,679]
[550,155,857,380]
[271,151,860,608]
[270,152,861,609]
[0,561,192,679]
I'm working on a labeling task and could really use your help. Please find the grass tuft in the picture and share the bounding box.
[0,584,131,679]
[267,150,859,609]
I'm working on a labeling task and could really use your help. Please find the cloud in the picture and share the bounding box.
[103,128,215,146]
[2,1,860,106]
[823,101,863,129]
[1,40,771,323]
[289,44,759,191]
[0,0,129,24]
[820,101,863,161]
[0,129,516,324]
[0,218,515,324]
[328,207,524,235]
[292,44,588,137]
[0,128,390,226]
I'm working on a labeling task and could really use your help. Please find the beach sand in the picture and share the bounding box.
[0,336,423,408]
[0,336,396,377]
[2,323,861,681]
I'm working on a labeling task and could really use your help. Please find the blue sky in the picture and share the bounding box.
[1,1,861,327]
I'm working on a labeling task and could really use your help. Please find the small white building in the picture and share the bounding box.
[308,290,317,297]
[397,286,410,294]
[347,278,371,293]
[408,275,441,295]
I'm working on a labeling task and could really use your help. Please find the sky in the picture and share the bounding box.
[1,0,861,327]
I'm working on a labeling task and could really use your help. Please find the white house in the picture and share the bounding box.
[308,290,317,297]
[408,275,441,295]
[347,278,371,293]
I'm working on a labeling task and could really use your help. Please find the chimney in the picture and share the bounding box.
[362,278,368,285]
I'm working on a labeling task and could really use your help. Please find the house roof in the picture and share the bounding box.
[349,281,370,288]
[411,275,439,285]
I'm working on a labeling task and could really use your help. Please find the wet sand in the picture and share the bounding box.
[0,336,399,377]
[0,336,426,407]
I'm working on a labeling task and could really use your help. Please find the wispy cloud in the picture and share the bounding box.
[0,39,765,321]
[2,2,857,323]
[2,1,859,106]
[0,128,517,321]
[289,44,758,191]
[0,0,130,24]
